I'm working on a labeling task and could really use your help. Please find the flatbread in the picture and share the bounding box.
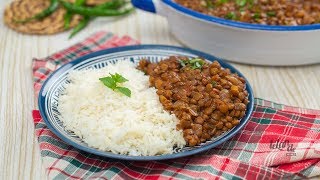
[3,0,81,35]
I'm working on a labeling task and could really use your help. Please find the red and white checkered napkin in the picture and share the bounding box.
[32,31,320,179]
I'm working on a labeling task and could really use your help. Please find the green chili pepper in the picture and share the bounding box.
[75,0,86,6]
[15,0,59,23]
[94,0,127,10]
[69,16,90,39]
[64,0,86,29]
[64,13,72,29]
[60,0,134,17]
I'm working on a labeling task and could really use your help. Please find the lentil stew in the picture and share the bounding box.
[174,0,320,25]
[138,56,249,146]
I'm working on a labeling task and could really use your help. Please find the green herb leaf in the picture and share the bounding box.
[253,12,261,19]
[99,76,116,90]
[236,0,246,7]
[116,87,131,97]
[110,73,128,83]
[225,12,237,20]
[247,0,255,9]
[179,60,186,67]
[216,0,228,5]
[99,73,131,97]
[189,58,202,64]
[205,0,214,9]
[212,81,217,86]
[180,57,205,69]
[267,11,276,17]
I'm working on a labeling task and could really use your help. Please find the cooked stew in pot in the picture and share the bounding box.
[138,56,249,146]
[175,0,320,25]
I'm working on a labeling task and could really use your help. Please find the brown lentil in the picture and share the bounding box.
[138,56,249,146]
[174,0,320,25]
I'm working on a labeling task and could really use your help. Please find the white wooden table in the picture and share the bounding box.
[1,1,320,179]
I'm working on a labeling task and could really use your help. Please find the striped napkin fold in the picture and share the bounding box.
[32,31,320,179]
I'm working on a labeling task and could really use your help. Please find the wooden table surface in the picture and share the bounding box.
[1,1,320,179]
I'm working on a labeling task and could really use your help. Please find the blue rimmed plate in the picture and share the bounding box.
[38,45,254,161]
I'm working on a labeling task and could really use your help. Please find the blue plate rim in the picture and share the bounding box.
[38,45,254,161]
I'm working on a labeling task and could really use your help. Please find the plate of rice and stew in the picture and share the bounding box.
[38,45,254,161]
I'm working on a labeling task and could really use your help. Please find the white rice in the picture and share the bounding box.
[58,61,186,156]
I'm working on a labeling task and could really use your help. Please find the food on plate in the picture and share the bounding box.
[175,0,320,25]
[138,56,249,146]
[3,0,81,34]
[58,61,186,156]
[58,56,249,155]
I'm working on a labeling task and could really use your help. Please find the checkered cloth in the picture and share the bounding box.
[32,31,320,179]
